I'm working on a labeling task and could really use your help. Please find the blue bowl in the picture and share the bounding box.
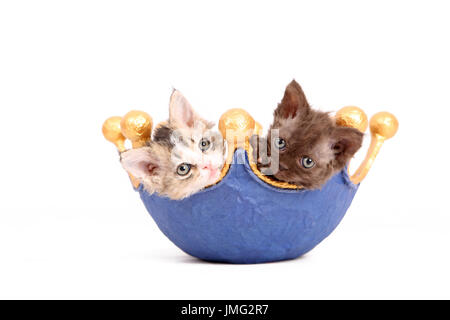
[138,148,358,264]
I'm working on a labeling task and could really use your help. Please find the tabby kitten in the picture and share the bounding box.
[121,90,226,199]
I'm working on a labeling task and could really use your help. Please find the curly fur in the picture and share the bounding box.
[121,90,226,199]
[251,80,363,189]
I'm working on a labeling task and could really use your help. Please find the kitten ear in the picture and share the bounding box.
[120,147,161,180]
[330,127,364,168]
[275,80,310,119]
[169,89,199,128]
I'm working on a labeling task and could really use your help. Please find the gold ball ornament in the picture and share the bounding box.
[370,112,399,140]
[336,106,368,133]
[254,122,263,136]
[350,111,398,184]
[215,109,256,183]
[120,110,153,148]
[102,116,126,152]
[219,108,255,149]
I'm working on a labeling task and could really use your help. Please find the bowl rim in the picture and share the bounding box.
[137,148,358,197]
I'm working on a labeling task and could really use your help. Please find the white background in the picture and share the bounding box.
[0,0,449,299]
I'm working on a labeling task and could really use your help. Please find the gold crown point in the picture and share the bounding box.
[219,108,256,151]
[370,112,399,140]
[102,116,126,152]
[336,106,368,133]
[254,122,263,136]
[219,108,255,138]
[350,111,399,184]
[120,110,153,148]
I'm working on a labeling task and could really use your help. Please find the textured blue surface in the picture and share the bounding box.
[138,149,359,264]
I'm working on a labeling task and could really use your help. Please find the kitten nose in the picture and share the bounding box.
[202,162,218,179]
[202,163,212,170]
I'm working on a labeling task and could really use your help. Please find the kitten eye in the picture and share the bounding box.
[199,138,211,152]
[301,156,315,169]
[176,163,191,176]
[274,138,286,150]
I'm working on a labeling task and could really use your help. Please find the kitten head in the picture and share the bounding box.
[121,90,226,199]
[252,80,363,189]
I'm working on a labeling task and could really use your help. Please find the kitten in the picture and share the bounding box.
[121,90,226,200]
[250,80,363,189]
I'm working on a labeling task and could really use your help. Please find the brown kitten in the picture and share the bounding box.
[121,90,226,199]
[250,80,363,189]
